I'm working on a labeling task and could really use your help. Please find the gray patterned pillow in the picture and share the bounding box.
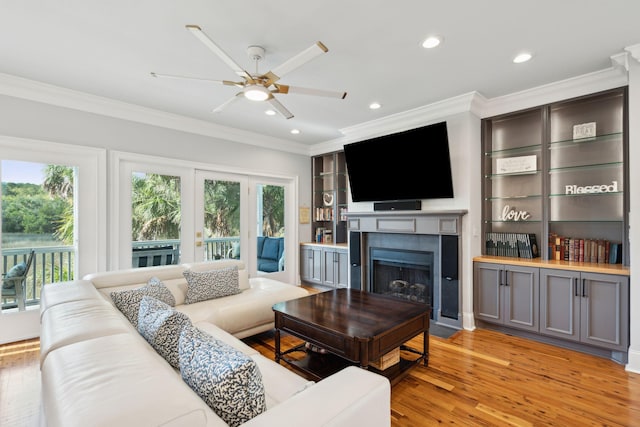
[183,266,241,304]
[179,325,266,427]
[110,277,176,327]
[137,296,192,369]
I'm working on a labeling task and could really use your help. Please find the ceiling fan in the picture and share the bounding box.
[151,25,347,119]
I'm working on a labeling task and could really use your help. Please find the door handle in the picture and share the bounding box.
[574,277,579,297]
[582,278,587,297]
[504,269,509,286]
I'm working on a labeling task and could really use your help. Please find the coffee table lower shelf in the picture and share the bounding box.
[279,343,425,385]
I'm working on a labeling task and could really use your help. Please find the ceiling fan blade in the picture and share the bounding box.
[212,92,244,113]
[150,72,243,87]
[265,41,328,84]
[274,84,347,99]
[267,96,294,119]
[185,25,251,80]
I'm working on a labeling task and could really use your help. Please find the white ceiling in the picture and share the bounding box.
[1,1,639,148]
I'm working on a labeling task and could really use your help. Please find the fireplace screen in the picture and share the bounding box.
[370,248,433,308]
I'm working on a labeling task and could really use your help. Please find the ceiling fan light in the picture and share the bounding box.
[244,85,270,101]
[513,52,533,63]
[422,36,442,49]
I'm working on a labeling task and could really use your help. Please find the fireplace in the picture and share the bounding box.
[370,248,434,314]
[346,210,465,329]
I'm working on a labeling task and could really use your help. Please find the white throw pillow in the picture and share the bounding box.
[183,266,241,304]
[110,277,175,327]
[137,296,192,369]
[179,325,266,427]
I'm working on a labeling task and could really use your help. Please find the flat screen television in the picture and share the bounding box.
[343,121,454,202]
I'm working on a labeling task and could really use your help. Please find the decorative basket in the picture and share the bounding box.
[369,347,400,370]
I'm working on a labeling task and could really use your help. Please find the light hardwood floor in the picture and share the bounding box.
[3,328,639,426]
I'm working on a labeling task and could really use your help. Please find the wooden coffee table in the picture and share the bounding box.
[272,288,430,385]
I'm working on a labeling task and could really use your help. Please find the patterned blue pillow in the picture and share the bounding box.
[137,296,192,369]
[110,277,176,327]
[179,325,266,426]
[183,266,241,304]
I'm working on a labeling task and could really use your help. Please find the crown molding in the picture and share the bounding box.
[625,43,640,63]
[0,72,310,155]
[312,92,484,155]
[480,65,628,118]
[314,63,629,155]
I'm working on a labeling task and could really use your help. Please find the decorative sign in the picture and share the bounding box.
[565,181,618,194]
[573,122,596,139]
[495,155,536,175]
[299,206,310,224]
[498,205,531,221]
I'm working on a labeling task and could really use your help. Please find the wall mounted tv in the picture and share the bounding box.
[343,121,454,203]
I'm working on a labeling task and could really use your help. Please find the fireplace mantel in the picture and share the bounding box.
[346,210,467,236]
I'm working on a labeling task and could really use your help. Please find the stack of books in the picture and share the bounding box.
[548,233,622,264]
[485,232,539,258]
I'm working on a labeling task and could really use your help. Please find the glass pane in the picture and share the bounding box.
[256,184,285,273]
[131,172,181,268]
[2,161,75,312]
[203,179,240,261]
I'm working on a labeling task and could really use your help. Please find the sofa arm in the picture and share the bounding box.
[242,366,390,427]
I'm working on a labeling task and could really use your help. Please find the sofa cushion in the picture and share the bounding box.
[179,325,266,427]
[138,296,192,369]
[110,277,175,327]
[261,237,281,261]
[183,266,241,304]
[41,333,222,427]
[2,262,26,289]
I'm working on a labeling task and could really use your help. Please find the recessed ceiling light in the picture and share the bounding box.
[422,36,442,49]
[369,102,381,110]
[290,129,300,135]
[513,52,532,63]
[265,109,276,116]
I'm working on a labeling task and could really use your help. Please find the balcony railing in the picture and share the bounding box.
[1,237,240,311]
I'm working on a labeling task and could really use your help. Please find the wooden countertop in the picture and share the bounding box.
[300,242,348,248]
[474,255,630,276]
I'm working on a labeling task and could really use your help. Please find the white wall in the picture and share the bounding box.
[0,93,312,249]
[625,52,640,373]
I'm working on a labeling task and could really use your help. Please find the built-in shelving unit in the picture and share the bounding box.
[311,151,348,244]
[481,87,628,267]
[475,87,630,363]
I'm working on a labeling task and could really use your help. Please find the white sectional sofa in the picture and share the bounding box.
[39,260,391,427]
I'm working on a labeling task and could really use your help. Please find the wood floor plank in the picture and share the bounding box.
[2,323,640,427]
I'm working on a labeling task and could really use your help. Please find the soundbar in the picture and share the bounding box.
[373,200,422,211]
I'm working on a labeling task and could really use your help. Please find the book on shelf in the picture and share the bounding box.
[609,243,622,264]
[546,233,623,264]
[485,232,539,259]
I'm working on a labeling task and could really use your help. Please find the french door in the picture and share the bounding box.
[0,137,105,344]
[114,153,296,284]
[194,171,295,283]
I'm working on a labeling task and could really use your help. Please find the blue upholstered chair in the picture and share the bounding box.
[1,250,35,311]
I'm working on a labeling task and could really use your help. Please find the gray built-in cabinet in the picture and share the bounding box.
[475,87,630,363]
[474,262,539,333]
[300,151,350,288]
[540,269,629,352]
[300,244,348,288]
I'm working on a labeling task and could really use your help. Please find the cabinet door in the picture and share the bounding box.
[335,248,349,288]
[503,266,539,332]
[474,262,502,324]
[540,268,580,341]
[300,246,322,284]
[322,248,337,287]
[580,273,629,351]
